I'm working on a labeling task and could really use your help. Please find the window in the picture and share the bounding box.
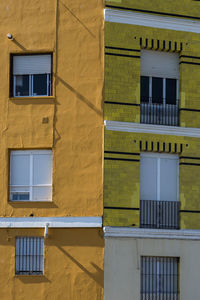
[140,50,179,126]
[16,237,44,275]
[141,256,179,299]
[140,153,179,229]
[10,150,52,201]
[12,54,52,97]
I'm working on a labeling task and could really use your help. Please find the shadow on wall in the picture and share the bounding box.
[60,0,96,38]
[12,38,27,51]
[16,276,51,284]
[58,246,104,288]
[56,75,102,117]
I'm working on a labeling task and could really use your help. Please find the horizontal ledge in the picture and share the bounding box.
[105,8,200,33]
[103,227,200,240]
[104,120,200,138]
[0,217,102,228]
[9,96,55,101]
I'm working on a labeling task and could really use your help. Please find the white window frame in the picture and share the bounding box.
[140,152,179,202]
[13,74,51,97]
[10,150,52,202]
[15,237,44,275]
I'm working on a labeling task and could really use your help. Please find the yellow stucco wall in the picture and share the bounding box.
[0,0,104,217]
[0,1,104,299]
[0,228,104,300]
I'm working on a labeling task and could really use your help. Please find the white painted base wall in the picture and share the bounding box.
[105,236,200,300]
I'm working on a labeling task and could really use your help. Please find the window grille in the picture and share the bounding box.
[141,256,179,300]
[16,237,44,275]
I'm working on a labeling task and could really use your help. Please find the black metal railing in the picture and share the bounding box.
[140,200,180,229]
[140,102,179,126]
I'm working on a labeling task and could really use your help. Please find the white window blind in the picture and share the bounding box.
[10,150,52,201]
[140,153,179,202]
[13,55,51,75]
[16,237,44,275]
[141,50,179,79]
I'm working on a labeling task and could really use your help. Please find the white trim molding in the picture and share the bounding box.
[105,8,200,34]
[105,120,200,138]
[104,227,200,240]
[0,217,102,228]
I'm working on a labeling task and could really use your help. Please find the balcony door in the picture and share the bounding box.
[140,153,179,229]
[140,50,179,126]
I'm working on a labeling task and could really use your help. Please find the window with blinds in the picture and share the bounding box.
[141,256,179,300]
[140,50,179,126]
[16,237,44,275]
[10,150,52,201]
[11,54,52,97]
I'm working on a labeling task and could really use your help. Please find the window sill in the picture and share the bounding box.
[15,274,44,277]
[9,96,55,101]
[9,200,52,203]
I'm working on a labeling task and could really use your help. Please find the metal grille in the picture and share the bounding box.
[141,257,179,300]
[140,102,179,126]
[16,237,44,275]
[140,200,179,229]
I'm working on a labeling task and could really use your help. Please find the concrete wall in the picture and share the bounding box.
[105,237,200,300]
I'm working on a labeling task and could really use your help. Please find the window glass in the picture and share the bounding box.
[33,154,52,185]
[152,77,163,104]
[10,150,52,201]
[160,157,178,201]
[12,192,30,201]
[166,78,177,105]
[32,186,52,201]
[140,76,149,103]
[33,74,48,96]
[10,154,30,186]
[15,75,29,96]
[140,155,157,201]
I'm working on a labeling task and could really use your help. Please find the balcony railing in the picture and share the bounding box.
[140,102,179,126]
[140,200,180,229]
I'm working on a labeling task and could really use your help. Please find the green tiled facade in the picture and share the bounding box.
[104,1,200,229]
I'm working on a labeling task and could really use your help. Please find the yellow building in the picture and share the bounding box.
[104,1,200,299]
[0,1,104,299]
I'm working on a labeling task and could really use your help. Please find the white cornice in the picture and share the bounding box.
[0,217,102,228]
[105,8,200,33]
[104,120,200,138]
[104,227,200,240]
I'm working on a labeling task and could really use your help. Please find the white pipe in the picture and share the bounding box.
[44,223,49,238]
